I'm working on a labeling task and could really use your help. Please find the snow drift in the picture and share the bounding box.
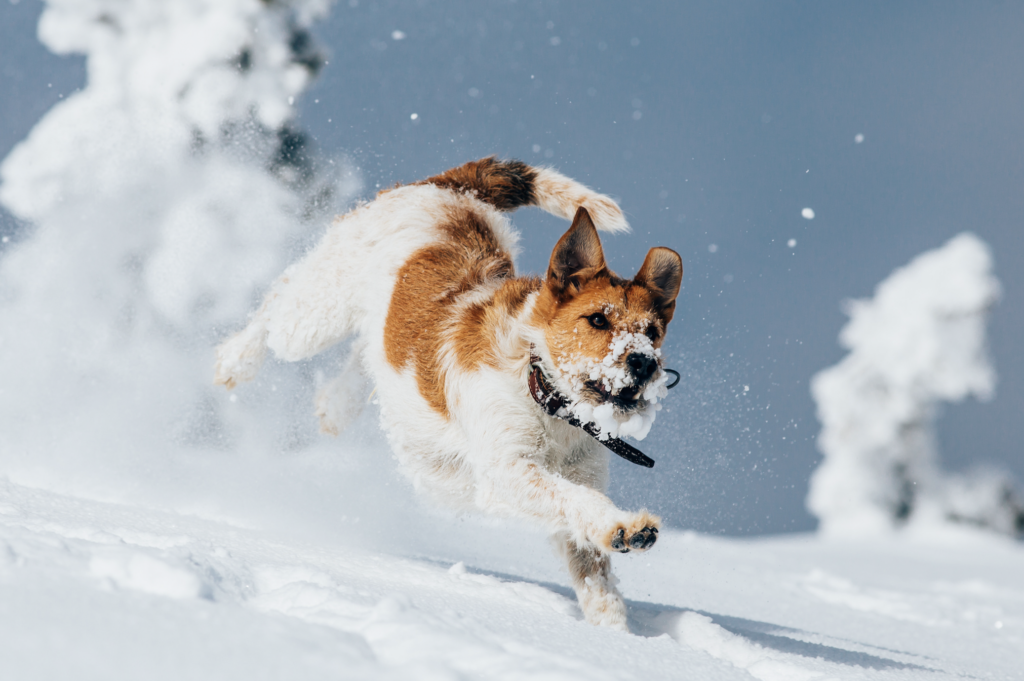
[808,233,1023,537]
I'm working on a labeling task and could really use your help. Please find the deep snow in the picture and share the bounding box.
[2,475,1021,681]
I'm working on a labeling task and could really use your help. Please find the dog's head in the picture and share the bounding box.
[531,207,682,438]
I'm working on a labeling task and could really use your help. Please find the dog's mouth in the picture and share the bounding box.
[584,380,647,413]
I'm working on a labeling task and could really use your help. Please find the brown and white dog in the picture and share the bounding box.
[214,158,682,629]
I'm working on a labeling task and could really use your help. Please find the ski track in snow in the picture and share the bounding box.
[1,479,1021,680]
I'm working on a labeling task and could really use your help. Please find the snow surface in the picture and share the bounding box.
[2,476,1022,680]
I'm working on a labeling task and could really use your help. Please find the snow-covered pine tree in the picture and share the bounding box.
[808,233,1023,537]
[0,0,358,484]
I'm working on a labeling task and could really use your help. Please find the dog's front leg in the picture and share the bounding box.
[473,444,660,556]
[473,448,655,630]
[553,531,629,630]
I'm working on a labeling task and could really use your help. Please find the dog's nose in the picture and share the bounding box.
[626,353,657,383]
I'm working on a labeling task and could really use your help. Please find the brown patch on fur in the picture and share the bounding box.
[451,277,541,370]
[420,157,538,212]
[384,206,525,416]
[565,540,604,584]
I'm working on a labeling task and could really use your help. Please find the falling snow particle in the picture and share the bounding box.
[708,244,718,253]
[410,113,418,120]
[632,110,642,121]
[532,144,541,153]
[802,208,815,220]
[788,239,797,248]
[855,133,865,144]
[391,30,406,40]
[550,36,561,46]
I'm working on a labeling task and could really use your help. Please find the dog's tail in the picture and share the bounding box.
[422,157,630,233]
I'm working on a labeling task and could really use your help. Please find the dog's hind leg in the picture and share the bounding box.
[261,235,362,363]
[215,225,363,389]
[214,298,271,390]
[553,531,628,630]
[315,341,369,436]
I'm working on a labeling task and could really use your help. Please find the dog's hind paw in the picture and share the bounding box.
[213,325,268,390]
[599,511,660,554]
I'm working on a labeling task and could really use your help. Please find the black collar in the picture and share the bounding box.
[528,352,655,468]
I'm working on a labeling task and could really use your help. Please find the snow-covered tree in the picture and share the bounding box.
[0,0,358,486]
[808,233,1023,537]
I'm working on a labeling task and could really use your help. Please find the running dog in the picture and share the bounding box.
[214,158,682,629]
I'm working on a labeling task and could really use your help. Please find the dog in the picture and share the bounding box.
[214,157,682,629]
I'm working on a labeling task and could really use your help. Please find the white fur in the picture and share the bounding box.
[215,172,652,630]
[533,167,631,233]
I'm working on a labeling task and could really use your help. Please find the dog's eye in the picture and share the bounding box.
[587,313,609,329]
[644,326,659,341]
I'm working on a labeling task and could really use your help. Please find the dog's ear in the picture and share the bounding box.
[546,207,607,297]
[635,247,683,318]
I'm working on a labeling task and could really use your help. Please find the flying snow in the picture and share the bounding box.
[0,0,360,496]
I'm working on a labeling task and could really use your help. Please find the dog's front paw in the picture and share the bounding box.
[599,511,660,554]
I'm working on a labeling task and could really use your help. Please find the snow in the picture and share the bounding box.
[553,330,670,441]
[2,477,1022,680]
[808,233,1022,537]
[0,0,360,504]
[1,1,1020,677]
[802,208,815,219]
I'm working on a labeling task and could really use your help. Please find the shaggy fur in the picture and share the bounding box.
[214,157,682,630]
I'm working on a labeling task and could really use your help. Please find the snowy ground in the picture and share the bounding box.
[2,475,1020,681]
